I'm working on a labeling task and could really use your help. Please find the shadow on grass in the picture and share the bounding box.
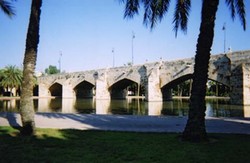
[1,126,250,162]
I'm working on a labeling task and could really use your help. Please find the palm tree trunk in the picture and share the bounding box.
[182,0,219,142]
[20,0,42,136]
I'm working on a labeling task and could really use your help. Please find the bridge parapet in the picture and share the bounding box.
[106,65,143,87]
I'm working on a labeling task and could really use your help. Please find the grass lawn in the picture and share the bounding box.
[1,126,250,163]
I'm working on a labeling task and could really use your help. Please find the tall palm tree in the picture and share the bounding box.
[0,0,15,17]
[120,0,246,141]
[182,0,246,142]
[0,65,22,96]
[20,0,42,136]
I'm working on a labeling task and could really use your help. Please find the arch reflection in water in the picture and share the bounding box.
[161,99,189,116]
[34,98,250,117]
[0,99,19,112]
[74,99,95,114]
[206,103,214,117]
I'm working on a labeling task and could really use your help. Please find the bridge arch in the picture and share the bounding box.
[73,80,95,98]
[161,74,193,100]
[206,78,230,96]
[49,82,62,97]
[33,85,39,96]
[207,75,230,87]
[109,78,139,99]
[162,74,193,89]
[161,73,230,100]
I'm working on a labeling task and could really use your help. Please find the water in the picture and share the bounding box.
[0,98,250,118]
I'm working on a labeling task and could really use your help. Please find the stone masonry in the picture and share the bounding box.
[38,50,250,105]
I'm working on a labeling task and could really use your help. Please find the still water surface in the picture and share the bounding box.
[0,98,250,118]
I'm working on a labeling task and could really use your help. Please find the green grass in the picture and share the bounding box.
[1,126,250,163]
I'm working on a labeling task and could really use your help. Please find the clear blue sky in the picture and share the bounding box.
[0,0,249,72]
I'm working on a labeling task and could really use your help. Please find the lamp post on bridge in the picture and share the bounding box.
[222,23,226,53]
[58,51,62,73]
[132,31,135,65]
[112,48,115,68]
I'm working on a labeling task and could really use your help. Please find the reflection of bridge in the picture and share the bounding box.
[38,50,250,105]
[36,98,250,117]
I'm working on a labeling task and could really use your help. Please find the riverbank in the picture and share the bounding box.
[1,112,250,134]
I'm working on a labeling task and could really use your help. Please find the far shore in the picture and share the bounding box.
[0,96,56,100]
[0,96,230,100]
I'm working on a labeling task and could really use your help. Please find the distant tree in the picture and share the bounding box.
[0,0,15,17]
[1,0,16,96]
[45,65,60,75]
[0,69,4,79]
[0,69,5,96]
[0,65,22,96]
[124,62,133,67]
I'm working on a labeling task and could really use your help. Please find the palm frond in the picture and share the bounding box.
[235,0,246,30]
[142,0,171,29]
[0,65,22,89]
[225,0,246,30]
[225,0,236,20]
[122,0,140,18]
[142,0,154,28]
[0,0,15,17]
[173,0,191,37]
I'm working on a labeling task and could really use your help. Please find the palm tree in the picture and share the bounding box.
[0,0,15,17]
[120,0,246,141]
[19,0,42,136]
[182,0,246,142]
[0,65,22,96]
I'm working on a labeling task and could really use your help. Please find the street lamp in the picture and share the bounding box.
[222,23,226,53]
[112,48,115,67]
[132,31,135,65]
[58,51,62,73]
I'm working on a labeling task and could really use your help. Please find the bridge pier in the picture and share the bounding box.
[145,67,162,101]
[230,63,250,105]
[62,84,75,98]
[38,84,50,97]
[95,73,110,100]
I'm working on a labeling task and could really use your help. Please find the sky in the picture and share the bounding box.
[0,0,249,72]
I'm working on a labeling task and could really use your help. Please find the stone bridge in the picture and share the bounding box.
[38,50,250,105]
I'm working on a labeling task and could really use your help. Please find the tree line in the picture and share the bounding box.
[0,65,60,96]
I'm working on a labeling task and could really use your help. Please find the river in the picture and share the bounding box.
[0,97,249,118]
